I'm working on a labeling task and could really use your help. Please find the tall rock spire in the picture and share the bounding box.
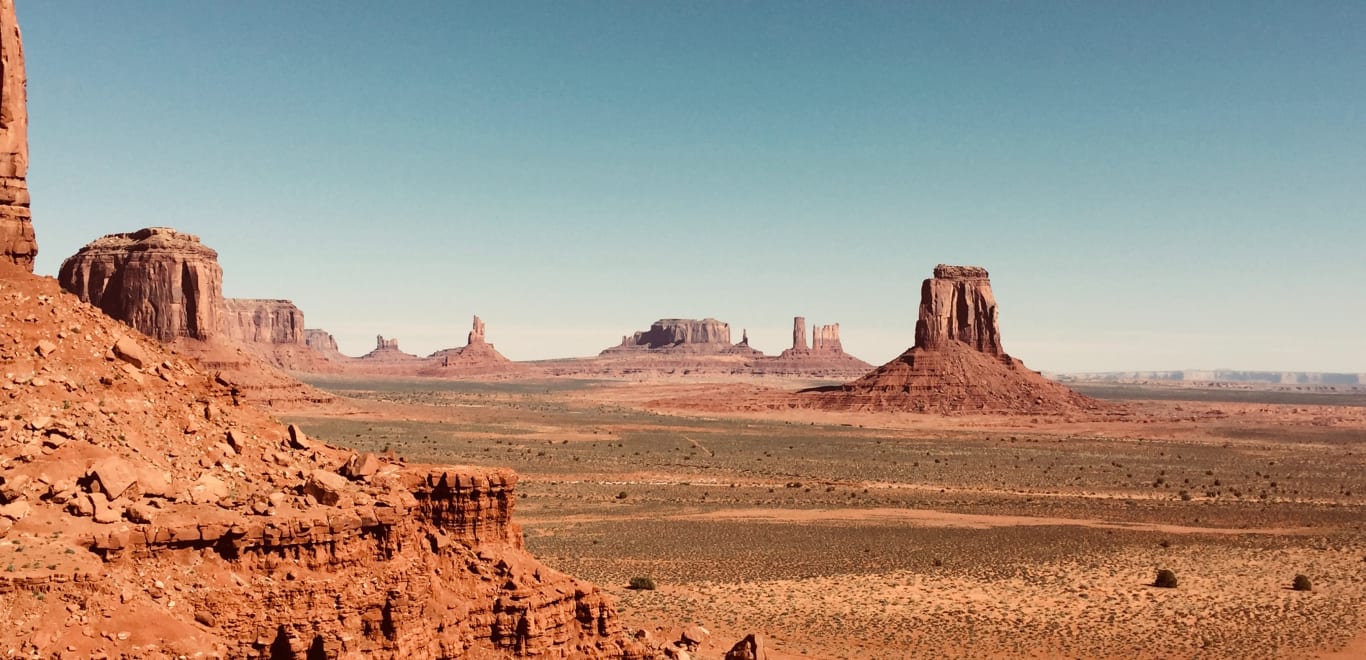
[0,0,33,270]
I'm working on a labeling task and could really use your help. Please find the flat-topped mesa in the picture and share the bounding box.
[221,298,305,345]
[376,335,400,351]
[58,227,224,342]
[0,0,33,271]
[914,263,1004,356]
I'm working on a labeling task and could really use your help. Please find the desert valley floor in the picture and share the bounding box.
[284,377,1366,659]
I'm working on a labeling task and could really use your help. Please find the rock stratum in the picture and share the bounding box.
[807,265,1095,414]
[0,1,32,271]
[0,263,649,658]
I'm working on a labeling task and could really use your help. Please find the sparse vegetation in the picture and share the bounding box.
[627,576,656,591]
[1153,569,1179,589]
[1292,574,1312,592]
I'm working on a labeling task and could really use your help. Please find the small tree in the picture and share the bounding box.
[1292,574,1312,591]
[628,576,657,590]
[1153,569,1178,589]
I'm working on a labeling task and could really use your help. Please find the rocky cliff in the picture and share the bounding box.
[58,227,224,342]
[306,328,346,360]
[361,334,422,362]
[0,0,32,271]
[221,298,305,346]
[1,261,649,658]
[807,265,1094,414]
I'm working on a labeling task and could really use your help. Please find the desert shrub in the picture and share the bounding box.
[615,491,627,499]
[1292,574,1312,591]
[1153,569,1179,589]
[628,576,657,591]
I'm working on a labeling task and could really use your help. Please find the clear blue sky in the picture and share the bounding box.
[19,1,1366,372]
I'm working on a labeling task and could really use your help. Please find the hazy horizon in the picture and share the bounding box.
[19,2,1365,372]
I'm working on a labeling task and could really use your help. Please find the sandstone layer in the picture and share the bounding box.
[0,0,32,271]
[0,263,649,658]
[807,265,1095,414]
[221,298,305,346]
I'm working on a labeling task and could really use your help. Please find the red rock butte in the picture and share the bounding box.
[0,0,32,271]
[808,264,1096,414]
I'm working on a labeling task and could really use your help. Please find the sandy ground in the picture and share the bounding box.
[289,376,1366,658]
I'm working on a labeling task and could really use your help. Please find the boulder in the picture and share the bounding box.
[725,633,770,660]
[304,469,350,506]
[112,336,149,369]
[91,457,140,500]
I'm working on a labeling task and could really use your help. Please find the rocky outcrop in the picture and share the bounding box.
[58,227,333,402]
[469,314,486,344]
[421,315,523,377]
[361,334,421,362]
[812,323,842,352]
[759,316,871,378]
[806,264,1095,414]
[602,318,759,356]
[0,0,32,271]
[305,328,345,359]
[914,265,1003,356]
[221,298,305,346]
[58,227,224,342]
[1,260,648,658]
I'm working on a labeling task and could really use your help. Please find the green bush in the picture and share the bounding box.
[1292,574,1312,591]
[628,576,656,590]
[1153,569,1178,589]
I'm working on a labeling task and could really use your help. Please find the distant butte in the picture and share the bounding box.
[753,316,872,378]
[601,318,761,356]
[807,264,1096,414]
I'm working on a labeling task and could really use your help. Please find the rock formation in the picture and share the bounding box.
[759,317,872,378]
[57,227,333,403]
[914,265,1003,355]
[469,314,486,344]
[0,0,32,271]
[0,267,647,657]
[305,328,345,359]
[807,264,1095,414]
[420,315,524,377]
[361,334,421,362]
[221,298,305,345]
[58,227,224,342]
[812,322,842,352]
[602,318,759,356]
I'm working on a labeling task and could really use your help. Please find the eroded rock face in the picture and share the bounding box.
[812,323,842,352]
[221,299,305,345]
[914,264,1003,355]
[469,314,486,344]
[792,317,808,351]
[761,317,871,377]
[305,328,342,357]
[58,228,224,342]
[0,0,32,271]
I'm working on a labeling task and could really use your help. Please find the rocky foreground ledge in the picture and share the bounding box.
[0,265,651,658]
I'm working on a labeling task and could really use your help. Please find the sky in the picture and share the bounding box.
[17,1,1366,372]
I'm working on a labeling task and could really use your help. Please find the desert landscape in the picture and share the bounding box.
[4,2,1365,659]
